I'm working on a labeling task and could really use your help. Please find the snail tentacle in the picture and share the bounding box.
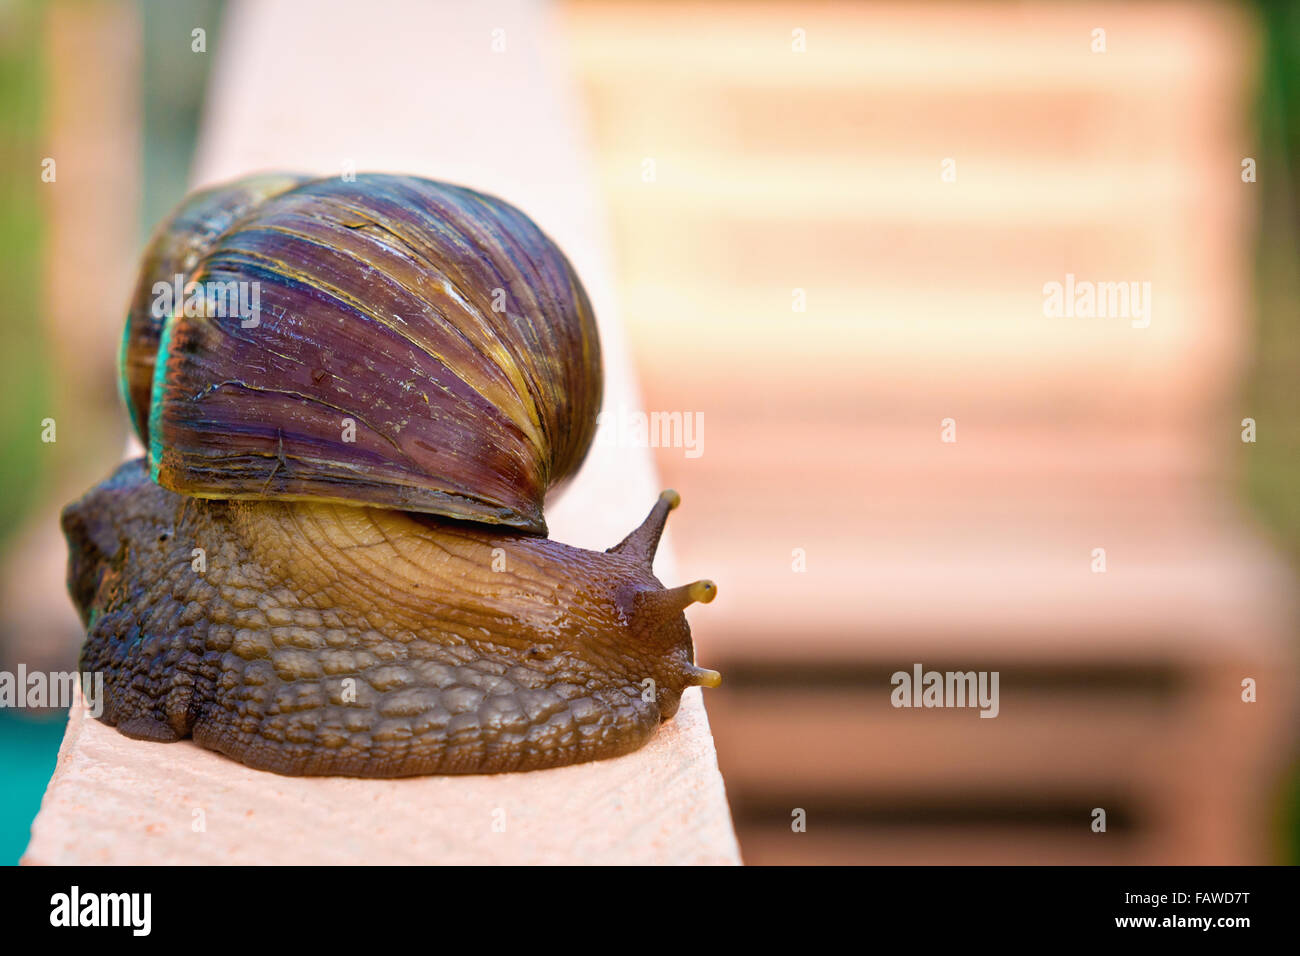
[608,488,680,565]
[633,579,718,629]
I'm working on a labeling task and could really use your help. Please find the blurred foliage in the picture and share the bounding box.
[140,0,223,245]
[1246,0,1300,564]
[0,0,222,553]
[1250,0,1300,866]
[0,0,51,549]
[0,0,222,865]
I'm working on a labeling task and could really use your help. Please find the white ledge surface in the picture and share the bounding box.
[25,690,739,865]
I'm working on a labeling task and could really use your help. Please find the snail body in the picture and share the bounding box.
[63,173,718,776]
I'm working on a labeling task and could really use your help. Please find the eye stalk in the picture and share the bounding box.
[608,489,680,566]
[685,579,716,604]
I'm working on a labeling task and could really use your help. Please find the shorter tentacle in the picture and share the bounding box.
[632,579,717,630]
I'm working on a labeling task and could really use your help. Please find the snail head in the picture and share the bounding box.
[609,490,720,717]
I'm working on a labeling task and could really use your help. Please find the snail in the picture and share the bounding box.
[61,173,720,777]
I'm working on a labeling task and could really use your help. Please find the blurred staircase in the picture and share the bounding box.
[564,0,1297,863]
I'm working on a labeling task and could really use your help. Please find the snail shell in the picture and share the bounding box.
[119,172,311,441]
[126,173,602,535]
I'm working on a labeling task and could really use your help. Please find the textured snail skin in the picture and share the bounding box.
[62,459,718,776]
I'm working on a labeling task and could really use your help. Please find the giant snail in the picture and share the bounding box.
[62,173,719,777]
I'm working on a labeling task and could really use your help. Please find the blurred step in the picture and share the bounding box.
[734,823,1154,866]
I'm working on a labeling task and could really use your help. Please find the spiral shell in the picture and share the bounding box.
[119,172,311,440]
[126,173,602,535]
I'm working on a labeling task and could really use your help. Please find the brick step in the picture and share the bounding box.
[565,1,1244,93]
[676,528,1293,663]
[620,291,1240,387]
[597,156,1217,223]
[585,82,1220,164]
[709,690,1180,793]
[733,824,1156,866]
[610,221,1197,295]
[709,664,1287,866]
[644,421,1228,485]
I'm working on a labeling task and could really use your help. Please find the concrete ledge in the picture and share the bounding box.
[24,689,739,865]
